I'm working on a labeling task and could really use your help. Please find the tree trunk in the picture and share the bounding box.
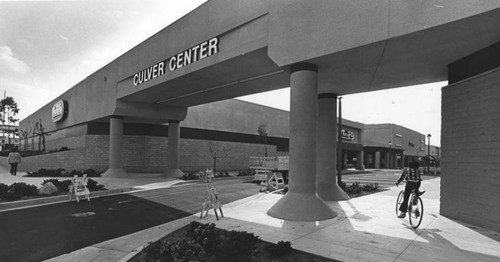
[213,156,217,175]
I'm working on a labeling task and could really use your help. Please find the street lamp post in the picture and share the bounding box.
[427,134,431,174]
[389,141,392,169]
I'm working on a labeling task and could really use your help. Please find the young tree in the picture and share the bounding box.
[0,96,20,148]
[20,129,29,151]
[34,121,42,152]
[208,142,228,175]
[33,120,50,152]
[257,124,269,157]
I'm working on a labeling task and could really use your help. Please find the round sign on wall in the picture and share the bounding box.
[51,100,68,122]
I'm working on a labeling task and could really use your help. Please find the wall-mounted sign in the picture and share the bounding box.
[341,129,355,141]
[133,37,219,86]
[51,100,68,122]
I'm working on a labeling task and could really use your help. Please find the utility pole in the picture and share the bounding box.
[337,97,343,185]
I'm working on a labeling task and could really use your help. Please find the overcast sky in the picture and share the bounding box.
[0,0,443,146]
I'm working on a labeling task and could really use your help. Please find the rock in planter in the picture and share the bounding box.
[39,182,58,195]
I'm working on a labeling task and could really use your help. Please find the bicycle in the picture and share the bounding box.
[396,184,424,229]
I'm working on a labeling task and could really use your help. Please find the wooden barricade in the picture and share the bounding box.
[200,168,224,220]
[254,169,271,192]
[68,174,90,202]
[268,172,285,191]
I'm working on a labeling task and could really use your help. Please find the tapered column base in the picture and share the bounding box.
[102,168,128,178]
[268,191,336,221]
[317,183,350,201]
[163,168,184,178]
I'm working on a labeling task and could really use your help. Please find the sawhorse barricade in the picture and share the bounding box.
[200,168,224,220]
[68,174,90,202]
[254,169,285,192]
[268,172,285,191]
[254,169,270,192]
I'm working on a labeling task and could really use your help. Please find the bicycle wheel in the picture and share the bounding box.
[396,190,404,216]
[408,196,424,229]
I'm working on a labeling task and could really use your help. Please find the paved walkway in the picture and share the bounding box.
[208,178,500,262]
[2,169,500,262]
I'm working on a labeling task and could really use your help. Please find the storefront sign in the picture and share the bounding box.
[341,129,354,141]
[51,100,68,122]
[133,37,219,86]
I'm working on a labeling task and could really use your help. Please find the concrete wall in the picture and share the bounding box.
[441,68,500,232]
[184,99,290,138]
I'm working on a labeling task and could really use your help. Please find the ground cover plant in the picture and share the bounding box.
[180,171,233,181]
[339,181,382,197]
[130,221,336,262]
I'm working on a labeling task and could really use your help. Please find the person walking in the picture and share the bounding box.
[7,147,22,176]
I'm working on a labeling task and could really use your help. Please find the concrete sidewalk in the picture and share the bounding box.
[209,178,500,262]
[42,177,500,262]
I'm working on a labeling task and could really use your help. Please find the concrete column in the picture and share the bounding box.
[357,129,365,170]
[268,63,336,221]
[316,93,349,201]
[103,116,127,177]
[163,120,184,177]
[375,151,380,169]
[386,152,390,169]
[356,151,365,170]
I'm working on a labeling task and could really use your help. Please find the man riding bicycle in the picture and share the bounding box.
[396,161,425,218]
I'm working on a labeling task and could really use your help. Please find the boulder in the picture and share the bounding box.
[39,182,58,195]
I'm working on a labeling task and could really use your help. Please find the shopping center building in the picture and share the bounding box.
[15,0,500,231]
[20,98,426,174]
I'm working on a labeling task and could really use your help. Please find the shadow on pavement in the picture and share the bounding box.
[0,194,192,262]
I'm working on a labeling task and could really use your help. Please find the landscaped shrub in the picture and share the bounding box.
[338,181,382,196]
[3,192,21,201]
[86,178,105,191]
[8,182,38,196]
[67,170,83,177]
[237,170,254,176]
[165,239,207,262]
[265,240,293,258]
[181,172,199,180]
[0,183,9,198]
[346,181,363,195]
[214,229,260,262]
[215,172,230,178]
[27,168,65,177]
[42,178,103,192]
[83,169,101,177]
[362,183,379,192]
[185,221,260,262]
[187,221,220,252]
[27,168,101,178]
